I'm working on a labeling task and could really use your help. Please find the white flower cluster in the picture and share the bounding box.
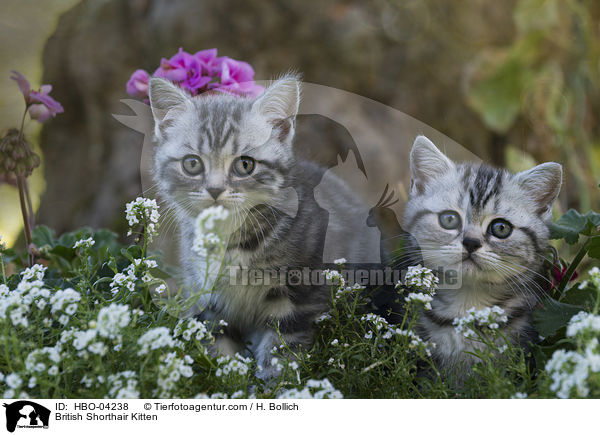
[401,264,439,294]
[21,264,47,282]
[0,235,6,251]
[2,373,23,398]
[277,378,343,399]
[109,258,157,295]
[315,312,332,324]
[324,269,345,287]
[544,310,600,398]
[334,282,364,300]
[333,258,347,265]
[23,346,61,389]
[578,266,600,290]
[0,265,65,328]
[404,292,433,310]
[360,313,434,355]
[192,206,230,257]
[173,318,212,342]
[156,352,194,397]
[96,303,131,339]
[74,237,95,249]
[137,327,175,355]
[125,197,160,241]
[106,371,140,399]
[566,311,600,337]
[215,354,252,378]
[545,338,600,399]
[453,306,508,338]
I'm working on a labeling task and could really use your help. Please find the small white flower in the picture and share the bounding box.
[96,303,131,339]
[125,197,160,242]
[404,264,438,294]
[404,292,433,310]
[137,327,174,355]
[333,258,347,265]
[331,339,339,346]
[74,237,95,249]
[5,373,22,389]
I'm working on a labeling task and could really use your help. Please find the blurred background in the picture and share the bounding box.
[1,0,599,248]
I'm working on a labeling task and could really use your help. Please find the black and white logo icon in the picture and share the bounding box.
[3,401,50,433]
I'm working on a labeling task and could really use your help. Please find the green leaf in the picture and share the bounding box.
[549,209,598,243]
[587,235,600,259]
[467,56,528,133]
[32,225,56,248]
[561,284,596,309]
[533,298,583,337]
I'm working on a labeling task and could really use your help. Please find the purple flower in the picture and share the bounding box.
[154,48,212,93]
[10,71,64,123]
[194,48,220,75]
[209,57,264,97]
[126,69,150,99]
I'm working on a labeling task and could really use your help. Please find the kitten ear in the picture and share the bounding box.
[148,78,191,137]
[516,162,562,215]
[252,74,301,124]
[410,135,454,194]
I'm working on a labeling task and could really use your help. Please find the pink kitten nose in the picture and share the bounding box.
[207,187,225,200]
[462,237,482,253]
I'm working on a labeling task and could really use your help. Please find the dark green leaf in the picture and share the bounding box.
[32,226,56,248]
[587,235,600,259]
[533,298,583,337]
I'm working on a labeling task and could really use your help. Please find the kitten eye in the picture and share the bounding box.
[182,155,204,176]
[488,218,513,239]
[438,211,461,230]
[232,156,256,177]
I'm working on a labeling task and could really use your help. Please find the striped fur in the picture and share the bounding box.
[149,76,369,378]
[404,136,562,373]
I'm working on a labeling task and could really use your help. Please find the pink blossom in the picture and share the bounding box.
[10,71,64,123]
[194,48,220,75]
[126,69,150,99]
[125,48,263,100]
[209,57,264,97]
[154,48,212,93]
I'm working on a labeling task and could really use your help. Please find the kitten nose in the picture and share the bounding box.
[462,237,482,253]
[207,187,225,200]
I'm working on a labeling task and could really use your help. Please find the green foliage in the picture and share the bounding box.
[0,203,599,398]
[466,0,600,210]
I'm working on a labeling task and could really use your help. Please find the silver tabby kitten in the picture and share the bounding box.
[404,136,562,372]
[149,75,369,377]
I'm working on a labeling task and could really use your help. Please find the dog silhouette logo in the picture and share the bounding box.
[3,401,50,432]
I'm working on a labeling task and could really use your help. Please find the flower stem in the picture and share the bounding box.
[557,242,588,300]
[16,175,33,267]
[23,177,35,230]
[15,106,34,266]
[0,251,6,286]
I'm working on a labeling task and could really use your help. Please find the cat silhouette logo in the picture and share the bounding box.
[3,401,50,432]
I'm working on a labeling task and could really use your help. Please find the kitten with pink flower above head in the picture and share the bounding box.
[147,61,372,379]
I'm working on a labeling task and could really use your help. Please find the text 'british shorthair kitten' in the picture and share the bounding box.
[404,136,562,375]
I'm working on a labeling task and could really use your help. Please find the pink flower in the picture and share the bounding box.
[194,48,220,75]
[126,69,150,99]
[10,71,64,123]
[154,48,212,93]
[209,57,264,97]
